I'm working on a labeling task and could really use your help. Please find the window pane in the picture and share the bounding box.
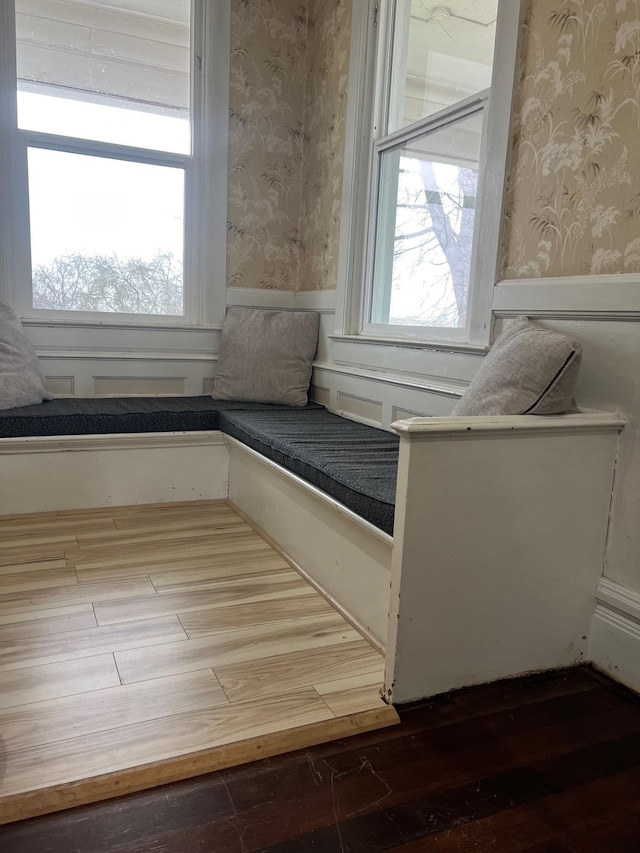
[370,111,483,329]
[388,0,497,132]
[15,0,190,153]
[28,148,185,315]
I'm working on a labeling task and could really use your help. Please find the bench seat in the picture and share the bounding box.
[220,409,398,535]
[0,396,397,533]
[0,396,321,438]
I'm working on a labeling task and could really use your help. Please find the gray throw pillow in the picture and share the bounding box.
[0,298,51,411]
[212,307,320,407]
[452,317,582,416]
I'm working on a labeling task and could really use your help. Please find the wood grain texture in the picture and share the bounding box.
[217,640,385,703]
[0,577,156,617]
[1,689,335,798]
[0,559,68,577]
[76,549,288,584]
[0,654,120,709]
[0,615,188,671]
[115,614,361,684]
[1,670,635,851]
[0,669,228,752]
[0,543,71,568]
[0,706,398,827]
[179,594,337,637]
[315,671,386,716]
[70,531,266,571]
[0,500,393,826]
[0,569,78,595]
[94,571,315,625]
[0,605,97,641]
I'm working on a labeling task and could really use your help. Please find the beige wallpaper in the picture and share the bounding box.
[300,0,351,291]
[503,0,640,278]
[227,0,306,290]
[227,0,351,292]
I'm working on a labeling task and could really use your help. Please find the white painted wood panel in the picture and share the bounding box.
[226,437,392,648]
[0,432,228,515]
[589,578,640,695]
[93,376,186,397]
[494,274,640,318]
[336,393,383,427]
[590,605,640,695]
[385,413,623,703]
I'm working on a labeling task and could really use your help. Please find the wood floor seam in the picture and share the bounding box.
[310,685,340,720]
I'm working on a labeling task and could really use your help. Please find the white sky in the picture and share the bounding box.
[19,92,188,267]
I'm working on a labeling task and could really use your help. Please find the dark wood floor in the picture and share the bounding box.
[1,666,640,852]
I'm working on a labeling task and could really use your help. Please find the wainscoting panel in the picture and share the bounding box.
[590,579,640,694]
[93,377,187,397]
[336,393,383,427]
[27,321,220,399]
[44,376,75,397]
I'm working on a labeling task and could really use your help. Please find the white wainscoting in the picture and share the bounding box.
[590,579,640,694]
[494,274,640,319]
[25,319,221,398]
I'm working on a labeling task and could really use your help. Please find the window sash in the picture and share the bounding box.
[0,0,228,330]
[363,94,488,341]
[334,0,523,351]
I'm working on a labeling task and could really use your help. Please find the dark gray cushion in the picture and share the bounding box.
[220,409,398,535]
[0,397,321,438]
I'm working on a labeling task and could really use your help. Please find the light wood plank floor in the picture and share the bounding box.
[0,500,397,825]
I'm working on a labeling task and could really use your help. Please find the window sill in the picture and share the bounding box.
[20,317,222,333]
[329,333,489,355]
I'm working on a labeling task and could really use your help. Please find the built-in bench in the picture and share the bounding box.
[0,396,395,534]
[0,395,626,705]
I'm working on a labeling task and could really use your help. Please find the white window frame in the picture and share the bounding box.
[0,0,229,330]
[334,0,524,352]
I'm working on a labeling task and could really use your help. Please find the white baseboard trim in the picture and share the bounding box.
[589,578,640,694]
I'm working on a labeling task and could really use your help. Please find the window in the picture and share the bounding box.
[338,0,522,348]
[0,0,228,326]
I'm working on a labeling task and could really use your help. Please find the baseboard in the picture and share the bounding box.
[589,579,640,694]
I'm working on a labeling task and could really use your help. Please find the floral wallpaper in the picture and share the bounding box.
[503,0,640,278]
[300,0,351,291]
[227,0,351,291]
[227,0,307,290]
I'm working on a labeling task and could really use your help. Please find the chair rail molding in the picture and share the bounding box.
[494,275,640,319]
